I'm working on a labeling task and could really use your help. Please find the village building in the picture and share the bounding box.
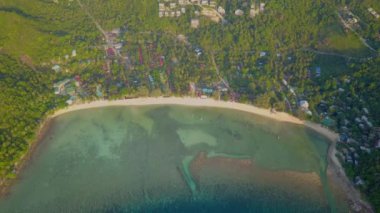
[53,79,71,95]
[260,3,266,12]
[250,4,260,17]
[375,139,380,149]
[111,28,121,36]
[363,108,369,114]
[217,6,225,16]
[316,67,321,77]
[191,19,200,28]
[368,8,380,19]
[235,9,244,16]
[52,65,61,72]
[299,100,312,115]
[189,82,196,94]
[178,0,188,5]
[360,146,371,154]
[355,176,365,186]
[72,50,77,57]
[201,8,221,22]
[66,98,74,105]
[194,47,202,56]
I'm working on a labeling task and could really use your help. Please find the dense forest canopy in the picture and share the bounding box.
[0,0,380,210]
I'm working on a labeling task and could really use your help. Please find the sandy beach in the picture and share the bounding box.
[3,97,373,212]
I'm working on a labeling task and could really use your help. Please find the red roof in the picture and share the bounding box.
[107,48,115,56]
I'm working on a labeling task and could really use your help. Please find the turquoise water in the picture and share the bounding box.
[0,106,348,212]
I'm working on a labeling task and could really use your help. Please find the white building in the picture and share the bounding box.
[191,19,200,28]
[299,100,309,109]
[235,9,244,16]
[72,50,77,57]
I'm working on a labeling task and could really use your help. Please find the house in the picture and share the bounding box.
[52,65,61,72]
[195,47,202,56]
[115,43,123,50]
[159,3,165,10]
[250,4,260,17]
[217,6,226,15]
[360,146,371,154]
[201,0,208,5]
[111,28,121,35]
[189,82,196,94]
[107,48,115,57]
[354,176,365,186]
[322,116,335,127]
[361,115,368,122]
[299,100,309,109]
[316,67,321,77]
[96,84,103,98]
[260,3,266,12]
[74,75,81,87]
[178,0,188,5]
[339,133,349,143]
[368,8,380,19]
[202,88,213,94]
[148,75,154,85]
[260,51,267,57]
[53,79,71,95]
[66,97,75,105]
[363,108,369,114]
[375,139,380,149]
[289,87,296,96]
[235,9,244,16]
[72,50,77,57]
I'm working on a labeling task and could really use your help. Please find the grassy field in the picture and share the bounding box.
[317,21,373,58]
[0,12,56,61]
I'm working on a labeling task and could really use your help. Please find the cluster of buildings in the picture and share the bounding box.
[315,80,380,187]
[157,0,214,18]
[157,0,224,27]
[189,81,229,98]
[368,7,380,19]
[157,0,267,28]
[158,1,185,18]
[53,76,82,105]
[105,28,123,58]
[50,49,78,73]
[340,7,361,30]
[235,2,266,17]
